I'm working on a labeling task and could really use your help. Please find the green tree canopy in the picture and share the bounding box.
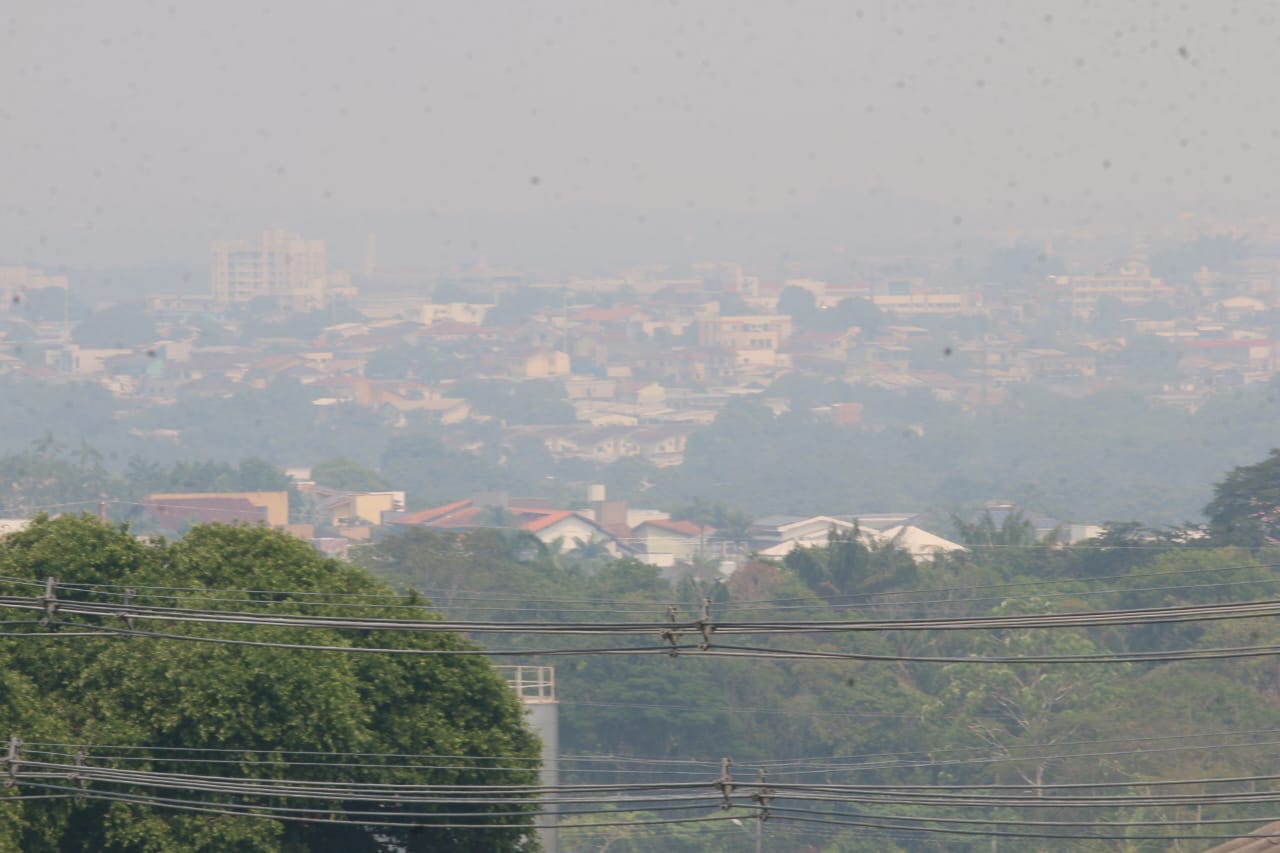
[309,457,392,492]
[1204,448,1280,546]
[453,379,575,425]
[0,516,540,852]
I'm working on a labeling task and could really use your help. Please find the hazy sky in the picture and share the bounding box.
[5,0,1280,268]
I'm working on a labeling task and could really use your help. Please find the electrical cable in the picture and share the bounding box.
[768,807,1280,842]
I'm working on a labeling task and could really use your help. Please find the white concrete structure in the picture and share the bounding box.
[499,666,559,853]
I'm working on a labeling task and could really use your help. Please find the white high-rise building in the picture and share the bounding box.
[211,229,327,310]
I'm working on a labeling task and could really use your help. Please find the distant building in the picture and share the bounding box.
[144,491,290,527]
[750,514,872,558]
[211,229,327,310]
[1048,256,1171,318]
[384,495,625,556]
[140,496,268,532]
[0,519,33,537]
[871,279,970,315]
[422,302,493,326]
[696,314,792,367]
[631,518,714,566]
[0,267,69,311]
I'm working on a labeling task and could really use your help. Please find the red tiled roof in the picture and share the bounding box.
[636,518,711,537]
[521,510,575,533]
[392,499,475,526]
[425,509,485,529]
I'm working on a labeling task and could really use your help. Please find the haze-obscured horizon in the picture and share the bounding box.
[7,0,1280,274]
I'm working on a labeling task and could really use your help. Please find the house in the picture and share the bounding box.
[384,496,625,555]
[750,515,876,558]
[879,525,966,561]
[626,426,693,467]
[523,510,625,556]
[631,518,713,567]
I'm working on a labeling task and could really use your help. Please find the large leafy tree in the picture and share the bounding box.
[783,526,916,600]
[0,442,118,517]
[309,458,392,492]
[0,516,541,852]
[1204,448,1280,546]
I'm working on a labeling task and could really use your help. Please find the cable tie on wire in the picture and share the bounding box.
[118,588,136,635]
[661,605,681,656]
[39,578,58,629]
[699,596,715,650]
[753,768,773,821]
[73,750,88,799]
[5,737,22,787]
[717,757,734,809]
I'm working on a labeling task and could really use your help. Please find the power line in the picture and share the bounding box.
[14,755,1280,842]
[768,807,1280,843]
[13,582,1280,636]
[8,553,1280,613]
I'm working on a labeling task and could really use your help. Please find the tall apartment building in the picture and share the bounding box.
[211,230,327,310]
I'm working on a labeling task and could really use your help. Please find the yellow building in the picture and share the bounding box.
[325,492,403,526]
[145,491,290,527]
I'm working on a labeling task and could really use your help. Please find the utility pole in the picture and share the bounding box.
[754,767,771,853]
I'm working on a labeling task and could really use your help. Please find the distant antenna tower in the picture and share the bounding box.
[364,233,377,278]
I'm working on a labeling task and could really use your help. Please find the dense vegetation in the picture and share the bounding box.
[5,452,1280,849]
[349,452,1280,851]
[0,518,540,853]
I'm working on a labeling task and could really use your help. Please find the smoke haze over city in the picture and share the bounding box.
[6,0,1280,271]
